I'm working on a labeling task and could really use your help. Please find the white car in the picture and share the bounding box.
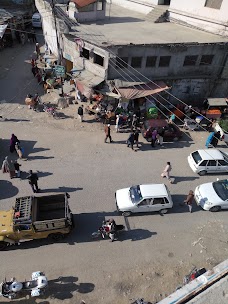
[195,179,228,212]
[188,149,228,175]
[115,184,173,216]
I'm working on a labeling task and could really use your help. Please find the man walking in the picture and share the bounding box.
[27,170,40,193]
[183,190,194,213]
[157,126,165,146]
[35,43,40,59]
[104,124,113,143]
[127,132,135,151]
[78,105,84,122]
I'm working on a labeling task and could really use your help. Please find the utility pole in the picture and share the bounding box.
[51,0,64,96]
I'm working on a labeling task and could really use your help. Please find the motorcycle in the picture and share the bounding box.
[91,220,125,240]
[43,104,58,118]
[0,271,48,299]
[183,267,206,285]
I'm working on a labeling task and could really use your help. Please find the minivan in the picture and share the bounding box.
[32,13,42,28]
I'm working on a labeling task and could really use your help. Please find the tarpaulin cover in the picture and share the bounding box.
[75,70,104,98]
[116,81,169,100]
[0,24,7,39]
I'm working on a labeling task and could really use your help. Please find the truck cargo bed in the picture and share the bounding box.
[34,194,66,221]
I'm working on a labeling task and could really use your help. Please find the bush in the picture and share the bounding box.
[219,119,228,132]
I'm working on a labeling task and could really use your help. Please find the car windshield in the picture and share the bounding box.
[192,151,202,164]
[129,185,143,204]
[212,180,228,201]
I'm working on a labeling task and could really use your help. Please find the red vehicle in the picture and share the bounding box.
[142,119,182,142]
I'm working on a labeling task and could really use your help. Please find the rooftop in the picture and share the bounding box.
[71,3,228,46]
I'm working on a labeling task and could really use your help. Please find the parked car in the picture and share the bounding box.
[195,179,228,211]
[188,149,228,176]
[115,184,173,216]
[142,119,182,142]
[213,122,228,144]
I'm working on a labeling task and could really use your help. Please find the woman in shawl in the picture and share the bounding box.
[2,156,9,173]
[10,134,20,153]
[15,142,23,159]
[8,159,16,179]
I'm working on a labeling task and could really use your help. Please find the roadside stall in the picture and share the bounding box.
[204,98,228,119]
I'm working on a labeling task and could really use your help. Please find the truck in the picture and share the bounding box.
[0,193,74,250]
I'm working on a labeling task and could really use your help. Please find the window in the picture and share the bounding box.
[146,56,157,67]
[97,0,104,11]
[94,53,104,66]
[183,55,198,66]
[138,199,149,206]
[131,57,142,68]
[200,160,208,166]
[159,56,171,67]
[81,48,89,59]
[218,160,228,166]
[78,3,95,12]
[207,160,217,166]
[116,57,128,69]
[205,0,223,9]
[152,198,165,205]
[200,55,214,65]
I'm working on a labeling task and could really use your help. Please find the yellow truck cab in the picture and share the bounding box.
[0,193,73,250]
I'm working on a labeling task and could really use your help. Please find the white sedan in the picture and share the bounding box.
[115,184,173,216]
[194,179,228,212]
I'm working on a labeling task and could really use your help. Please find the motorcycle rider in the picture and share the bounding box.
[107,219,117,242]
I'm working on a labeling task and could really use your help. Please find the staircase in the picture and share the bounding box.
[146,5,169,23]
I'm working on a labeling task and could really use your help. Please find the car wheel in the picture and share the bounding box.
[160,208,168,214]
[198,170,207,176]
[48,233,64,241]
[0,242,7,251]
[122,211,132,217]
[209,206,221,212]
[173,137,179,141]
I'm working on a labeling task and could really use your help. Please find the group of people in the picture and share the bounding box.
[1,134,40,193]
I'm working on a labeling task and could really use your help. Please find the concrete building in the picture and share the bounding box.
[169,0,228,37]
[36,0,228,102]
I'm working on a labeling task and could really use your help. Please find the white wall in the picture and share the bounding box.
[107,0,154,14]
[169,0,228,36]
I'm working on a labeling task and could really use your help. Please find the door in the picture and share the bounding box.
[205,160,218,173]
[218,160,228,173]
[14,224,34,240]
[137,199,152,213]
[151,197,169,212]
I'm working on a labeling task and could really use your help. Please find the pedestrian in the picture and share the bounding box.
[157,126,165,146]
[27,170,40,193]
[161,161,172,183]
[15,142,23,159]
[151,128,157,147]
[8,159,16,179]
[115,114,120,133]
[134,129,139,148]
[14,160,21,178]
[78,105,84,122]
[1,156,9,173]
[205,132,214,148]
[10,134,20,153]
[131,114,137,131]
[20,32,26,45]
[127,132,135,151]
[35,43,40,59]
[31,28,37,43]
[211,131,221,148]
[104,124,113,143]
[183,190,194,213]
[168,113,175,124]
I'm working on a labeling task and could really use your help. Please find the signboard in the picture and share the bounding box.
[54,65,65,77]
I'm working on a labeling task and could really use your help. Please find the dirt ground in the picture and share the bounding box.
[0,41,228,304]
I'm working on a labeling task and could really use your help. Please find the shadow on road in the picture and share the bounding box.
[0,180,19,199]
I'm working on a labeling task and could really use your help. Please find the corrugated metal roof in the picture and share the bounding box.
[70,0,97,9]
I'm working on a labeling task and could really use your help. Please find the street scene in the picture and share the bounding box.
[1,0,228,304]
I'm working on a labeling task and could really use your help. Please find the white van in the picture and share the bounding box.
[32,13,42,28]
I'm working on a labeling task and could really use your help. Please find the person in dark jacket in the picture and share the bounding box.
[77,105,84,122]
[211,131,221,147]
[10,134,20,153]
[104,124,113,143]
[134,129,139,148]
[27,170,40,193]
[127,133,135,150]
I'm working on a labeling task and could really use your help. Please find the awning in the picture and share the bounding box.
[75,70,104,98]
[0,24,7,39]
[208,98,228,107]
[70,0,97,8]
[94,82,121,98]
[114,80,169,100]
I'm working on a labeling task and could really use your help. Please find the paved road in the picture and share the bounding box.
[0,43,228,304]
